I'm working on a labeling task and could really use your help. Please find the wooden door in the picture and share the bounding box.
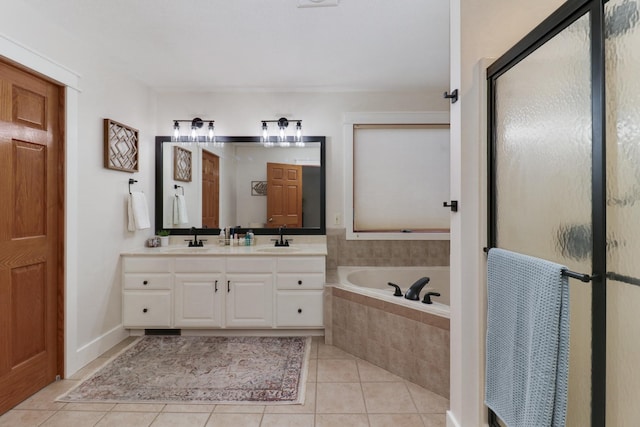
[0,60,62,414]
[266,162,302,228]
[202,150,219,228]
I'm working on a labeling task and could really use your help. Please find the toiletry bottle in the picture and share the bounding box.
[219,229,225,245]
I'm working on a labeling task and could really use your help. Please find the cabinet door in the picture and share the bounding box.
[225,274,273,327]
[175,274,223,327]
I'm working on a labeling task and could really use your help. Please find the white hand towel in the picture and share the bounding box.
[173,194,189,225]
[128,192,151,231]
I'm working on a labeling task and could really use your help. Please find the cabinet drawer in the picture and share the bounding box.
[277,257,325,273]
[276,291,323,327]
[123,257,172,273]
[174,257,225,273]
[227,257,274,273]
[123,274,171,290]
[276,273,325,290]
[123,291,171,327]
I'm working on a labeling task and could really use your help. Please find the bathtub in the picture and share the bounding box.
[330,265,451,397]
[336,265,450,318]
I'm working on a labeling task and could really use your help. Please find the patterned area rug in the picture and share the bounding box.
[58,336,310,405]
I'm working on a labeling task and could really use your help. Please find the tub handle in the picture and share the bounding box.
[387,282,403,297]
[422,292,441,304]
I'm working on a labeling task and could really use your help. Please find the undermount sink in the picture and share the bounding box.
[256,246,301,253]
[163,247,210,253]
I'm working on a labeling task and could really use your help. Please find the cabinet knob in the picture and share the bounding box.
[143,308,148,313]
[297,308,302,314]
[298,280,303,285]
[143,280,148,285]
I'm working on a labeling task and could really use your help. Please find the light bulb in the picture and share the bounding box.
[190,124,198,142]
[172,121,180,142]
[207,122,216,143]
[295,121,303,145]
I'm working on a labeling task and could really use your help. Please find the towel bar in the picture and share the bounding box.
[483,247,595,283]
[561,269,594,283]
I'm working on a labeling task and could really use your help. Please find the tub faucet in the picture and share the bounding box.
[404,277,430,301]
[422,292,441,304]
[387,282,403,297]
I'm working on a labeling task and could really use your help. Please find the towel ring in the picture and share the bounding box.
[128,178,138,194]
[174,184,184,196]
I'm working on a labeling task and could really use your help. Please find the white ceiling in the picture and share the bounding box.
[22,0,450,92]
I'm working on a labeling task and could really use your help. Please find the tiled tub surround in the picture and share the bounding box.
[325,284,450,399]
[325,228,450,269]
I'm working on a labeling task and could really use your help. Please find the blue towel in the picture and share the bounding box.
[485,248,570,427]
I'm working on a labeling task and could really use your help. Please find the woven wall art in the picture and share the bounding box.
[104,118,139,173]
[174,146,192,182]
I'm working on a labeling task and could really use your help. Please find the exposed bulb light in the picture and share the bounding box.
[260,117,303,148]
[295,121,304,147]
[262,121,271,146]
[170,117,216,146]
[172,121,180,142]
[207,121,216,142]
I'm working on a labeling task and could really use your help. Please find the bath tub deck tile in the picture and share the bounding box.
[420,312,450,331]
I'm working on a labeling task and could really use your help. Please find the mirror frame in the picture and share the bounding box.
[155,135,326,236]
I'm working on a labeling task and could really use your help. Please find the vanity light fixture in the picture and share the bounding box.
[260,117,304,147]
[171,118,222,147]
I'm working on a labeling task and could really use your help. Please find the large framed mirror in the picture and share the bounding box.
[155,136,326,236]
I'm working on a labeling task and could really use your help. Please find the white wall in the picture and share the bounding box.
[449,1,566,426]
[0,1,156,375]
[155,91,450,229]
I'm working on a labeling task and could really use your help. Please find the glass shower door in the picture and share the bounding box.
[492,12,593,427]
[605,1,640,425]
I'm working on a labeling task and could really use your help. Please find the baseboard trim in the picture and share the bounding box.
[447,410,462,427]
[69,325,129,377]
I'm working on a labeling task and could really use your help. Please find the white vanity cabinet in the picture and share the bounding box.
[174,258,225,328]
[121,249,326,331]
[275,257,325,327]
[225,257,274,328]
[122,257,173,328]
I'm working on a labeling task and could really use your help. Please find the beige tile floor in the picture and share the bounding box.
[0,337,448,427]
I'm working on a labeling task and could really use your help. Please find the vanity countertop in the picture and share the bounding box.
[121,243,328,257]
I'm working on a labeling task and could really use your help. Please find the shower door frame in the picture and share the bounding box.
[486,0,607,425]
